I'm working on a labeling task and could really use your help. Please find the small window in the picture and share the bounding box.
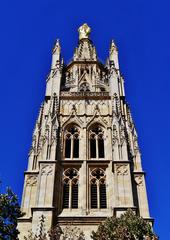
[72,184,78,208]
[63,168,79,209]
[91,183,97,208]
[89,126,105,159]
[90,136,96,158]
[98,137,104,158]
[73,137,79,158]
[100,183,107,208]
[64,126,80,159]
[63,182,69,208]
[90,168,107,209]
[65,137,71,158]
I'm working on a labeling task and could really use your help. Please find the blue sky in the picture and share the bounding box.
[0,0,170,238]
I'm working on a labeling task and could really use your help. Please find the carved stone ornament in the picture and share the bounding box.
[78,23,91,40]
[134,175,143,186]
[112,125,118,145]
[32,135,37,149]
[60,91,109,97]
[133,135,139,153]
[41,164,53,176]
[120,125,126,145]
[26,175,37,186]
[115,95,121,115]
[51,124,58,144]
[65,71,75,86]
[116,164,128,175]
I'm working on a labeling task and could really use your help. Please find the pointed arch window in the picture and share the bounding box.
[63,168,79,209]
[90,168,107,209]
[89,125,105,159]
[64,126,79,159]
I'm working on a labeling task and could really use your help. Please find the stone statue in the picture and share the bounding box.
[78,23,91,40]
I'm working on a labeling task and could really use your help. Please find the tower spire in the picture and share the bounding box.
[109,39,119,69]
[18,25,153,240]
[51,39,61,68]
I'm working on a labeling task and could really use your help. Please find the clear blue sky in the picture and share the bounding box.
[0,0,169,238]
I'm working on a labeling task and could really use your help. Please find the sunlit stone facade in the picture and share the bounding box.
[18,24,152,239]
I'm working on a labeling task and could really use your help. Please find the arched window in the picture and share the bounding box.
[64,126,79,159]
[89,125,105,159]
[90,168,107,209]
[63,168,79,209]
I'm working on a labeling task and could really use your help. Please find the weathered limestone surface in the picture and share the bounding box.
[18,23,152,239]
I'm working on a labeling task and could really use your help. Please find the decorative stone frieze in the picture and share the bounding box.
[41,164,53,176]
[116,164,128,175]
[26,175,37,186]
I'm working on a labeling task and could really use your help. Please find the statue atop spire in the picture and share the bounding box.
[78,23,91,40]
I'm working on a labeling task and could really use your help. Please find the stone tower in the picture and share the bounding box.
[18,24,152,239]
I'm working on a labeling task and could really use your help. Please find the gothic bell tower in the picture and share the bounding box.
[18,23,152,239]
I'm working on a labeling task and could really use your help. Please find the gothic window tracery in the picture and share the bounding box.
[79,82,90,92]
[89,125,105,159]
[64,125,79,159]
[63,168,79,209]
[90,168,107,209]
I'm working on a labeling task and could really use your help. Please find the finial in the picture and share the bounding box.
[53,39,60,54]
[110,40,117,51]
[78,23,91,40]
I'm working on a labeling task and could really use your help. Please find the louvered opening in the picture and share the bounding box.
[90,138,96,158]
[65,138,71,158]
[73,138,79,158]
[72,184,78,208]
[63,184,69,208]
[100,184,107,208]
[98,138,105,158]
[91,184,97,208]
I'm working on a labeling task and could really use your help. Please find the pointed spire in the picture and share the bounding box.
[109,40,117,60]
[51,39,61,68]
[109,39,119,69]
[53,39,60,54]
